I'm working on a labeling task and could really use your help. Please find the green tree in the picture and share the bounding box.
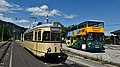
[37,22,42,25]
[61,27,69,37]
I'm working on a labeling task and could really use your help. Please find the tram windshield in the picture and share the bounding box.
[51,32,60,41]
[42,31,60,41]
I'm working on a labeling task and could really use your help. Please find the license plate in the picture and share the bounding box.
[95,46,99,48]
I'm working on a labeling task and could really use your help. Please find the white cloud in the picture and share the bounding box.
[26,5,77,19]
[64,14,78,19]
[0,14,29,24]
[105,31,110,36]
[0,0,12,7]
[0,15,14,22]
[26,5,61,17]
[32,22,38,25]
[15,19,29,23]
[0,0,22,13]
[0,13,4,16]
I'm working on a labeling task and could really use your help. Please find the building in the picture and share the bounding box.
[111,29,120,45]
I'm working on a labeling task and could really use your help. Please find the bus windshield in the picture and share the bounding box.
[88,33,104,41]
[88,21,104,27]
[42,31,60,41]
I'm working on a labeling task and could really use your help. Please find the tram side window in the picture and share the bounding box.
[24,32,33,41]
[43,31,50,41]
[35,32,37,41]
[38,31,41,40]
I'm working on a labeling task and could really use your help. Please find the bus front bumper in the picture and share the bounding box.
[87,46,105,51]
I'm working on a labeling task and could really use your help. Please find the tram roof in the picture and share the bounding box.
[24,23,61,33]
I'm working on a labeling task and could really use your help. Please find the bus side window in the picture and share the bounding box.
[74,37,76,40]
[38,31,41,41]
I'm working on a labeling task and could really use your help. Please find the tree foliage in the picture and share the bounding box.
[37,22,42,25]
[0,20,26,41]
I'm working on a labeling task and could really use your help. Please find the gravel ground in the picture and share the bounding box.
[0,41,6,45]
[67,55,112,67]
[62,43,120,65]
[48,59,87,67]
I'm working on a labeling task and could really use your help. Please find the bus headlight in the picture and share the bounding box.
[88,43,91,47]
[89,42,91,44]
[47,48,51,53]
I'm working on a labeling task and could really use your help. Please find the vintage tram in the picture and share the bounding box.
[23,22,67,62]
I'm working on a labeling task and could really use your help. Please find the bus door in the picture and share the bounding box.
[70,37,73,45]
[81,35,86,50]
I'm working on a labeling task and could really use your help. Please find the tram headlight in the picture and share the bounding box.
[60,48,63,52]
[47,48,51,53]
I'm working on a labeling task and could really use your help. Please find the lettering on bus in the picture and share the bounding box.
[82,29,85,33]
[92,27,100,32]
[92,28,100,29]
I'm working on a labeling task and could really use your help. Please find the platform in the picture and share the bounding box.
[11,41,49,67]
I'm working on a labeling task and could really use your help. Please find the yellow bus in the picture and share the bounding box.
[66,20,105,51]
[23,22,68,62]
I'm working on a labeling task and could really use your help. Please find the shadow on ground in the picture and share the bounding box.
[24,47,67,64]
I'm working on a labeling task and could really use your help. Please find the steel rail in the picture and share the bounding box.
[0,42,8,48]
[0,42,11,63]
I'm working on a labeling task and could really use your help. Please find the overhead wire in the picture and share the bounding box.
[105,24,120,26]
[47,0,55,6]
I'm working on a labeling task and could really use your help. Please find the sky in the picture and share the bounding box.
[0,0,120,36]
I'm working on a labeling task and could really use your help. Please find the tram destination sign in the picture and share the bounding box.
[51,28,60,31]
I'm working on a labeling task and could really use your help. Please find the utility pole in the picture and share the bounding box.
[1,24,4,41]
[46,15,49,23]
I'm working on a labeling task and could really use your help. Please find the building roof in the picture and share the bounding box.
[111,29,120,34]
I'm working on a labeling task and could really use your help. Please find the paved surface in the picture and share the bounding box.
[12,41,49,67]
[62,43,120,65]
[18,41,87,67]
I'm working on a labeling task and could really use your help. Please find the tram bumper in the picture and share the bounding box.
[45,53,68,62]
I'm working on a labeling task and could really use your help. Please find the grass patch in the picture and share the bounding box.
[63,49,120,66]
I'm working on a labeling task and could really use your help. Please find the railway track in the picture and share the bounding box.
[44,59,87,67]
[0,41,12,67]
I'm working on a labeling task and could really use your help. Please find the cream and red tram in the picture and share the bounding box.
[23,23,67,62]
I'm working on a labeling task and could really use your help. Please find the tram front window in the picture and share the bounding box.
[43,31,60,41]
[51,33,60,41]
